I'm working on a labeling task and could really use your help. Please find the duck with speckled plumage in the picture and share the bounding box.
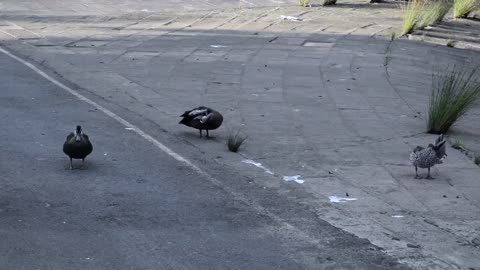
[410,134,447,179]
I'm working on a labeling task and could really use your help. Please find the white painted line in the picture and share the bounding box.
[328,196,358,203]
[0,46,327,251]
[242,159,274,175]
[0,46,205,176]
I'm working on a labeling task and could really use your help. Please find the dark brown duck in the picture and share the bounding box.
[63,125,93,169]
[179,106,223,138]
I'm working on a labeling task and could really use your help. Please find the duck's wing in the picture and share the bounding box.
[81,133,91,143]
[180,106,209,117]
[412,146,424,153]
[65,132,75,143]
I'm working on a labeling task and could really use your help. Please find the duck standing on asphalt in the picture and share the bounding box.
[179,106,223,138]
[63,125,93,169]
[410,134,447,179]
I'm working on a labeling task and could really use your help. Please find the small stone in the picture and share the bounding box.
[326,256,333,261]
[443,195,447,198]
[318,95,322,97]
[328,171,334,174]
[471,237,480,247]
[456,195,460,199]
[407,243,421,248]
[392,236,400,241]
[347,88,351,90]
[346,192,349,197]
[264,64,268,67]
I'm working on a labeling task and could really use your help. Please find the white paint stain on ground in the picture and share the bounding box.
[125,127,135,130]
[242,159,274,175]
[329,196,358,203]
[283,175,304,184]
[210,45,229,48]
[281,15,302,22]
[392,215,404,218]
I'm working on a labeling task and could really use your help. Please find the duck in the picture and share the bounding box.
[63,125,93,169]
[409,134,446,179]
[179,106,223,138]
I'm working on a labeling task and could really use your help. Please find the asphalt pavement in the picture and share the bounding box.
[0,48,410,269]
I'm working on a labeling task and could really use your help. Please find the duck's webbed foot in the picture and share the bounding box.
[199,129,202,138]
[69,158,74,170]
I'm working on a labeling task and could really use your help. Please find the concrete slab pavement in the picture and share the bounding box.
[1,1,479,269]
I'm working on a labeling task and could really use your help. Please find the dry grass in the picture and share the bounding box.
[427,66,480,134]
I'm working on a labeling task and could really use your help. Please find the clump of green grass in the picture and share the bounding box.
[418,0,451,28]
[391,31,397,41]
[446,40,457,47]
[401,0,425,35]
[427,66,480,134]
[227,131,247,152]
[320,0,337,6]
[453,0,479,18]
[474,153,480,165]
[299,0,311,6]
[451,139,466,150]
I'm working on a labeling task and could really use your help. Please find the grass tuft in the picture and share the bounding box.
[320,0,337,6]
[474,153,480,165]
[299,0,311,6]
[391,31,397,41]
[427,66,480,134]
[227,131,247,152]
[401,0,425,35]
[451,139,466,150]
[453,0,479,18]
[418,0,451,29]
[446,40,457,47]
